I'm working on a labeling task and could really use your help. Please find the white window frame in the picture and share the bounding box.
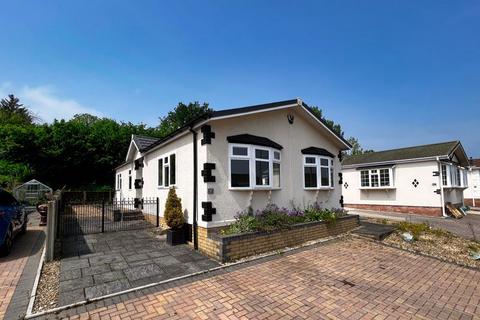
[302,155,334,190]
[116,173,122,190]
[157,152,177,189]
[359,167,394,189]
[228,144,281,190]
[442,163,467,188]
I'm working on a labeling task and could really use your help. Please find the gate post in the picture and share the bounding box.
[101,201,105,233]
[156,197,159,227]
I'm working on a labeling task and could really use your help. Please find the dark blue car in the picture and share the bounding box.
[0,189,27,256]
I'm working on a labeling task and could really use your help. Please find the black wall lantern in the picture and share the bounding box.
[287,114,294,124]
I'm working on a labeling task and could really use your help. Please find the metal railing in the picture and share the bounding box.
[57,197,159,238]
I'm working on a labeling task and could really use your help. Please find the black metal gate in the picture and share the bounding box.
[57,197,159,238]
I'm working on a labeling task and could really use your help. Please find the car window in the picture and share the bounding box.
[0,190,17,206]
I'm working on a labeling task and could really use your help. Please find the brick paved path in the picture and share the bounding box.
[0,214,44,319]
[41,238,480,320]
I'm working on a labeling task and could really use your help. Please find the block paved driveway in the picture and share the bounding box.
[0,212,44,319]
[46,237,480,319]
[59,229,219,306]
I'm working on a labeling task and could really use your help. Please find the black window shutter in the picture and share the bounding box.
[158,158,163,185]
[170,154,176,185]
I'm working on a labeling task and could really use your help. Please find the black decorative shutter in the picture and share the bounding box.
[170,154,176,185]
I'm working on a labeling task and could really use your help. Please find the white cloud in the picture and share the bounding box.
[0,82,103,122]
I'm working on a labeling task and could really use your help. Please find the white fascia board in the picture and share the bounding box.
[209,103,298,121]
[341,155,450,169]
[299,103,351,150]
[125,139,141,161]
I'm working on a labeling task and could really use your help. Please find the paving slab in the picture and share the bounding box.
[57,228,220,307]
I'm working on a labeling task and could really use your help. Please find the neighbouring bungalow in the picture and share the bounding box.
[114,98,351,252]
[464,158,480,207]
[341,141,469,217]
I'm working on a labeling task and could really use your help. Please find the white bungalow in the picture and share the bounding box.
[341,141,469,217]
[114,98,350,251]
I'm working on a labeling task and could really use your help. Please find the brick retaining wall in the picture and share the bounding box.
[345,203,443,217]
[464,198,480,207]
[203,215,359,262]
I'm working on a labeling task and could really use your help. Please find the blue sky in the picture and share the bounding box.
[1,1,479,156]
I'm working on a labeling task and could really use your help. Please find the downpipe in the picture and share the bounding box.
[189,127,198,250]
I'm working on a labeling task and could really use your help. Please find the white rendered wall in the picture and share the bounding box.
[464,169,480,200]
[205,107,344,227]
[342,161,443,208]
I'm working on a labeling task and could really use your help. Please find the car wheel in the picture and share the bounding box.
[0,227,13,256]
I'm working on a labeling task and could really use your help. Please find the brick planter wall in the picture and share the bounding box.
[204,215,359,262]
[345,203,443,217]
[464,198,480,207]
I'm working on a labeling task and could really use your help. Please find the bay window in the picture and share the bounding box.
[441,163,468,188]
[360,168,393,188]
[229,144,281,189]
[303,155,333,189]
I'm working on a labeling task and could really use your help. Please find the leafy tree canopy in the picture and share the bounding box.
[308,106,344,137]
[0,94,36,125]
[157,102,212,136]
[346,137,374,155]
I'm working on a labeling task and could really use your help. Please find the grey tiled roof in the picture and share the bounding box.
[342,141,460,166]
[132,135,160,152]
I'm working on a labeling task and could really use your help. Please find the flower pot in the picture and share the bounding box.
[167,227,186,245]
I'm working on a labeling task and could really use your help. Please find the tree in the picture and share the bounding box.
[164,188,185,229]
[346,137,374,155]
[308,106,344,137]
[0,94,36,125]
[158,102,212,136]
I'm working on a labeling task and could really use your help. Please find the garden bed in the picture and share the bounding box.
[381,221,480,269]
[209,215,360,262]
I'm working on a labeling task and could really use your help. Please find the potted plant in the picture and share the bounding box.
[164,188,186,245]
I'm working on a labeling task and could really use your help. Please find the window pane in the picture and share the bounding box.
[158,159,163,186]
[371,173,379,187]
[255,149,269,159]
[164,157,168,164]
[304,167,317,188]
[380,169,390,186]
[170,154,176,185]
[320,158,329,166]
[164,166,170,186]
[321,167,330,186]
[231,159,250,187]
[441,165,447,186]
[129,176,132,189]
[330,167,334,187]
[232,147,248,156]
[273,163,280,188]
[274,151,280,160]
[361,171,369,187]
[305,157,316,164]
[256,161,270,185]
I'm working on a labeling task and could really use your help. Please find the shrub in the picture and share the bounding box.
[222,204,344,235]
[304,207,336,223]
[396,222,429,241]
[164,188,185,229]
